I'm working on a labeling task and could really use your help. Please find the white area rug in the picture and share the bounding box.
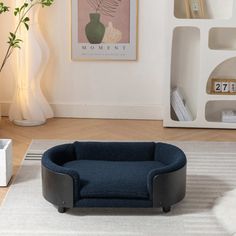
[213,189,236,236]
[1,140,236,236]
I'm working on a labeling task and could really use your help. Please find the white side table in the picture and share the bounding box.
[0,139,12,186]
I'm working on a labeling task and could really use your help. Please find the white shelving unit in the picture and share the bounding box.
[163,0,236,129]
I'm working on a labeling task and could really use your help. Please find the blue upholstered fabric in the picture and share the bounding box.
[154,142,186,168]
[42,141,187,207]
[75,198,152,208]
[74,141,155,161]
[63,160,165,199]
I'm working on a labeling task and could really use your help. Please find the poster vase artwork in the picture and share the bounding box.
[85,0,122,44]
[72,0,137,60]
[103,22,122,43]
[85,13,105,44]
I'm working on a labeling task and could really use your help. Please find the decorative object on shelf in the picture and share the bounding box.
[184,0,206,18]
[221,110,236,123]
[211,78,236,95]
[71,0,138,61]
[0,0,54,126]
[0,139,12,186]
[171,88,193,122]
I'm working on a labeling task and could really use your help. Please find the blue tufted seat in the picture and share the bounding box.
[64,160,165,200]
[42,141,187,213]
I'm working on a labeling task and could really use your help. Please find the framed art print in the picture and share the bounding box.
[71,0,138,61]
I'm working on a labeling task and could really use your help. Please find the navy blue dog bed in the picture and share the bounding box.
[41,142,187,213]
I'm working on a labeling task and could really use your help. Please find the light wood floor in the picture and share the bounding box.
[0,117,236,204]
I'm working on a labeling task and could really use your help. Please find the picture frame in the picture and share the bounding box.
[184,0,206,19]
[211,78,236,95]
[71,0,138,61]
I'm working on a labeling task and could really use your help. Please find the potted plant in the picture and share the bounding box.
[0,0,54,73]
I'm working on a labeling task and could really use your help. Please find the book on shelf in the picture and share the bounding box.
[221,110,236,123]
[171,88,193,121]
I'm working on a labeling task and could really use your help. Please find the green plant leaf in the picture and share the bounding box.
[0,0,55,73]
[7,32,22,48]
[14,8,20,16]
[23,17,30,22]
[9,32,16,40]
[14,44,21,49]
[40,0,54,7]
[0,2,9,14]
[24,22,29,30]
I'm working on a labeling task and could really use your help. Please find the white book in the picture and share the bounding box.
[178,89,193,121]
[222,110,236,123]
[171,93,185,121]
[171,88,193,121]
[173,89,193,121]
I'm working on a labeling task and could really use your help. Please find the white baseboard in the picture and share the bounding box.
[0,102,163,120]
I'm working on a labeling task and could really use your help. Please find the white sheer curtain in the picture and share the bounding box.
[9,2,53,125]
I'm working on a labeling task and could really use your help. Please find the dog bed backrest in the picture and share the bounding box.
[73,142,155,161]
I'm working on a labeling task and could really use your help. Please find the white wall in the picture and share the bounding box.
[0,0,167,120]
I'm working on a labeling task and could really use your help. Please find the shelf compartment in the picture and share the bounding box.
[205,100,236,122]
[209,28,236,50]
[174,0,233,19]
[206,57,236,94]
[171,27,200,121]
[207,94,236,101]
